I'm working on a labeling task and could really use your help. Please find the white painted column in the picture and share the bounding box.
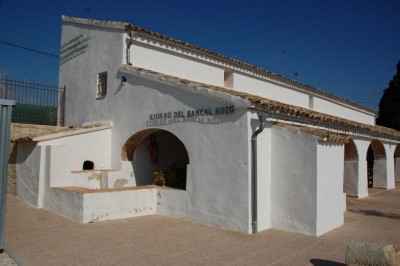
[256,124,272,232]
[353,139,369,198]
[384,143,395,190]
[37,145,51,208]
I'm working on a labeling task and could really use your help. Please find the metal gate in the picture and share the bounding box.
[0,99,14,251]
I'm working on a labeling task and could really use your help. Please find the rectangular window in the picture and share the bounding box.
[308,95,314,109]
[96,71,107,99]
[224,70,233,88]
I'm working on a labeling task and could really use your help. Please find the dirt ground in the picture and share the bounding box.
[4,188,400,266]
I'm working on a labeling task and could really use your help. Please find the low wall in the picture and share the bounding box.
[9,123,64,194]
[82,187,157,223]
[44,188,83,222]
[15,144,41,207]
[41,187,189,224]
[157,188,189,218]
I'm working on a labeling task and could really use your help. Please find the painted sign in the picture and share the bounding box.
[146,105,235,127]
[60,34,90,65]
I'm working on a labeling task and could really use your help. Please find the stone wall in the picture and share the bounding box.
[8,123,65,194]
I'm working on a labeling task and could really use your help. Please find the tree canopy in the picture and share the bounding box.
[376,62,400,130]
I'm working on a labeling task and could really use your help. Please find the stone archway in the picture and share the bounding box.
[343,139,358,196]
[395,145,400,186]
[121,129,189,190]
[366,140,387,189]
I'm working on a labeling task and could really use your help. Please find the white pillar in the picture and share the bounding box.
[353,139,369,198]
[384,143,395,190]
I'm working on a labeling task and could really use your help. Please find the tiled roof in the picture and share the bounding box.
[274,122,351,144]
[13,124,111,143]
[62,16,376,115]
[119,64,400,142]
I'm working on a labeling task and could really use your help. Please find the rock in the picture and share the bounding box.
[345,241,398,266]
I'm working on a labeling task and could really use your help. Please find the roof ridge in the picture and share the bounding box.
[62,15,376,115]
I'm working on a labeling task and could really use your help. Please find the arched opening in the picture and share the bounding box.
[395,145,400,186]
[343,139,358,196]
[366,140,386,189]
[82,160,94,171]
[121,129,189,190]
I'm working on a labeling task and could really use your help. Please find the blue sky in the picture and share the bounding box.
[0,0,399,109]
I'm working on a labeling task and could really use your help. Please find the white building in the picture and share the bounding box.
[16,16,400,236]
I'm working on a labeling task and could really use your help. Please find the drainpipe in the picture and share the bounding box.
[125,29,133,65]
[251,112,265,234]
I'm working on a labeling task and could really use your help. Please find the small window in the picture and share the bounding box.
[308,95,314,109]
[96,71,107,98]
[83,160,94,170]
[224,70,233,88]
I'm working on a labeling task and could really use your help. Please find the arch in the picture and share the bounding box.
[366,140,387,188]
[121,129,189,190]
[343,139,359,196]
[395,145,400,185]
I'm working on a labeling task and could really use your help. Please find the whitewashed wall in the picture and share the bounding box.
[312,97,375,125]
[104,74,251,233]
[59,22,125,127]
[270,127,317,235]
[316,143,345,236]
[39,128,112,188]
[82,188,157,223]
[396,158,400,182]
[16,143,41,207]
[132,43,225,86]
[232,73,310,108]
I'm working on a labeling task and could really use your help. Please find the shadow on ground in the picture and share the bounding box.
[350,209,400,220]
[310,259,345,266]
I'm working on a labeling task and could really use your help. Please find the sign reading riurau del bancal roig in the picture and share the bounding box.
[146,105,235,127]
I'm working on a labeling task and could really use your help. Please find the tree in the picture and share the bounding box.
[376,61,400,130]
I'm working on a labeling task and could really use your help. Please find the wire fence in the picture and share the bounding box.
[0,78,60,125]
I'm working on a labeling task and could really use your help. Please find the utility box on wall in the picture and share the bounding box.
[0,99,14,251]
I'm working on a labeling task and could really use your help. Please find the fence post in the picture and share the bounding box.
[0,99,14,252]
[57,86,65,127]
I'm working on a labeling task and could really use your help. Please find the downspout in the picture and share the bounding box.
[251,112,265,234]
[125,26,133,65]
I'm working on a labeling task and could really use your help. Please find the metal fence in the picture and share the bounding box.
[0,78,60,125]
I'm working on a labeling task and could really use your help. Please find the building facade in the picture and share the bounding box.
[15,16,400,236]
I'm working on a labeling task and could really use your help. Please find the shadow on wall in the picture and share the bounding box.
[310,259,345,266]
[14,142,36,164]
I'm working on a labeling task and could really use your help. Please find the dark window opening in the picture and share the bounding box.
[83,160,94,171]
[96,71,107,98]
[224,70,233,88]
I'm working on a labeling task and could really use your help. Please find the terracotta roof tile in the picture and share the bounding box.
[119,64,400,142]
